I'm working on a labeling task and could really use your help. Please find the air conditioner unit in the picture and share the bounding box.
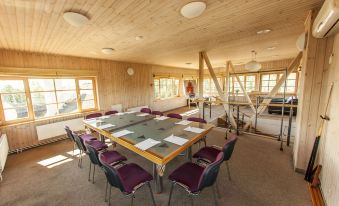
[312,0,339,38]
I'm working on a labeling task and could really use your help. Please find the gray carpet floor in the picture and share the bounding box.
[0,128,310,206]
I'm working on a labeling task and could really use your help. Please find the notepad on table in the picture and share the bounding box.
[98,124,115,129]
[125,111,137,114]
[175,120,192,125]
[134,138,161,151]
[115,112,125,116]
[184,126,205,134]
[137,113,149,117]
[154,116,169,121]
[99,115,111,119]
[112,130,134,138]
[164,134,189,146]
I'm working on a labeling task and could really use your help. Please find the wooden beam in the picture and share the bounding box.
[244,51,303,129]
[199,52,204,99]
[202,51,237,128]
[229,61,256,113]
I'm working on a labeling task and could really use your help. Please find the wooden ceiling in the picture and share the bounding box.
[0,0,322,68]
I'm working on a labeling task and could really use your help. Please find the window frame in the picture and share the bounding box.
[260,72,298,94]
[228,74,256,95]
[0,76,98,125]
[153,77,180,100]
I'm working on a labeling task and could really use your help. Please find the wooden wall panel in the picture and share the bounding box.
[0,50,189,150]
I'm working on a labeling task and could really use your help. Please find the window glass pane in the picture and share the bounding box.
[58,101,78,114]
[79,80,93,89]
[33,104,58,118]
[55,79,76,90]
[288,73,296,79]
[160,79,167,99]
[80,90,94,101]
[29,79,54,91]
[4,107,28,121]
[270,74,277,80]
[1,93,27,108]
[262,75,269,81]
[82,100,95,110]
[56,91,77,103]
[0,80,25,93]
[261,87,269,92]
[31,92,57,104]
[286,87,295,93]
[154,79,159,99]
[167,79,173,98]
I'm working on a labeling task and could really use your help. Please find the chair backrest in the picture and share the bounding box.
[64,126,75,142]
[105,110,118,115]
[72,132,87,152]
[167,113,183,119]
[140,108,152,114]
[85,112,102,119]
[197,152,224,191]
[85,142,102,166]
[100,161,125,193]
[151,111,164,116]
[222,134,238,161]
[187,117,207,123]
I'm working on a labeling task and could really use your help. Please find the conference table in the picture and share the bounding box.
[83,111,214,193]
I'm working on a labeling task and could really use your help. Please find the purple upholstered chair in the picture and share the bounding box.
[85,140,127,184]
[187,117,207,147]
[105,110,118,115]
[72,132,98,168]
[168,152,224,206]
[193,134,238,181]
[85,112,103,119]
[167,113,183,119]
[140,108,152,114]
[151,111,164,116]
[100,160,156,206]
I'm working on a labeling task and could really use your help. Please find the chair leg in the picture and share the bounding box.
[225,161,231,181]
[92,165,96,184]
[131,194,135,206]
[203,136,207,147]
[73,143,75,156]
[108,186,112,206]
[88,162,92,181]
[105,180,108,202]
[167,182,175,206]
[147,182,156,206]
[212,184,219,206]
[189,195,194,206]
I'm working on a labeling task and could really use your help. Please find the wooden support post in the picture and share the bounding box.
[244,52,303,129]
[229,61,256,113]
[198,52,204,118]
[202,51,237,128]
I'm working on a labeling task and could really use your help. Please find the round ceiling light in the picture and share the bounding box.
[245,50,262,72]
[101,48,115,55]
[180,2,206,19]
[63,12,89,27]
[256,29,271,35]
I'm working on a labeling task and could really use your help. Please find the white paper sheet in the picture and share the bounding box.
[98,124,115,129]
[175,120,192,125]
[154,116,170,121]
[112,130,134,138]
[184,126,205,134]
[137,113,149,117]
[164,134,188,146]
[134,138,161,151]
[125,111,137,114]
[115,112,125,116]
[99,115,111,119]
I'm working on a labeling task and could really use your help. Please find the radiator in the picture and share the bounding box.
[36,118,84,141]
[0,134,9,181]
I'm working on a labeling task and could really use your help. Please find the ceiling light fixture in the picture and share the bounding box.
[180,2,206,19]
[185,62,192,65]
[245,50,262,72]
[101,48,115,55]
[256,29,271,35]
[63,12,89,27]
[267,46,276,50]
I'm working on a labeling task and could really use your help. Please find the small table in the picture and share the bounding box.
[83,113,214,193]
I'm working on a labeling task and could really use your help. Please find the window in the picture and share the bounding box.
[228,75,256,95]
[153,78,179,99]
[0,80,29,121]
[0,77,98,123]
[261,72,297,93]
[203,78,222,97]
